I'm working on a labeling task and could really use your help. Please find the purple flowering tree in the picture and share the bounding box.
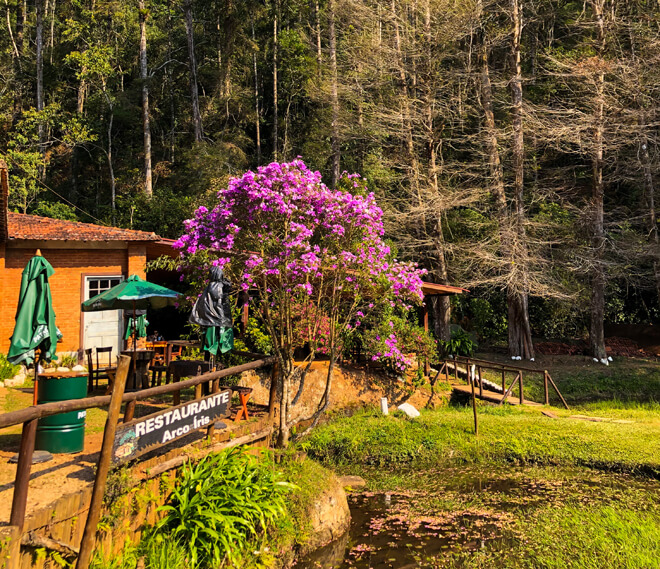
[175,159,425,446]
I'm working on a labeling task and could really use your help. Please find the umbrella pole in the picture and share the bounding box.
[32,352,39,406]
[132,300,137,390]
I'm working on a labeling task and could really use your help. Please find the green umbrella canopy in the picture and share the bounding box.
[8,256,62,365]
[81,275,179,312]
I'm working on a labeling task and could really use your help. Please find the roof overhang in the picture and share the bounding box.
[421,282,469,296]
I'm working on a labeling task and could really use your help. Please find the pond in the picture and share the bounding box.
[293,466,660,569]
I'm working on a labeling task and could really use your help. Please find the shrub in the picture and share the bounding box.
[155,448,294,567]
[439,328,476,357]
[0,354,20,382]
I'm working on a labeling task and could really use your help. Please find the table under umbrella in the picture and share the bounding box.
[81,275,180,390]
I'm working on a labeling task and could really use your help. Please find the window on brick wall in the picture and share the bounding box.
[86,277,122,299]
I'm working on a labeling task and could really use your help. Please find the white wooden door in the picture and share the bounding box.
[83,276,124,355]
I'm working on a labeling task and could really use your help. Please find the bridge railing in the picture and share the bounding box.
[430,355,569,409]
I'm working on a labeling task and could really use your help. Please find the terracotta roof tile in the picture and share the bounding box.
[7,212,160,242]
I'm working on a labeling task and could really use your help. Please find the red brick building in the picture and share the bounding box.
[0,160,172,358]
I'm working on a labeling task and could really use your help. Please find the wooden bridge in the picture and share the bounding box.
[431,356,569,409]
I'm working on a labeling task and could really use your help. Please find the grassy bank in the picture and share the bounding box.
[303,404,660,476]
[300,384,660,569]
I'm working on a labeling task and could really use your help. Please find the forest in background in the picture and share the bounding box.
[1,0,659,358]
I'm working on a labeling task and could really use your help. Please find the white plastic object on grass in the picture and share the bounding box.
[380,397,389,416]
[397,402,421,418]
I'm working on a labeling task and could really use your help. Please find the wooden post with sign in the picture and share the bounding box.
[76,355,131,569]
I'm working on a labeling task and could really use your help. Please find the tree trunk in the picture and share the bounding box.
[639,120,660,306]
[508,0,534,359]
[139,0,153,198]
[391,0,418,192]
[12,0,25,124]
[314,0,322,79]
[272,2,279,161]
[252,19,261,165]
[329,0,340,187]
[48,0,55,64]
[183,0,203,143]
[36,0,45,168]
[589,0,607,361]
[423,0,450,342]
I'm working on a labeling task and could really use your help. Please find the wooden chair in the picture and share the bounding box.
[86,346,117,392]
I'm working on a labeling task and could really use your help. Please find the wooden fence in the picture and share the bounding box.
[432,355,569,409]
[0,355,277,569]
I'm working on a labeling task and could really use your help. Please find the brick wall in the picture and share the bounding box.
[0,245,148,356]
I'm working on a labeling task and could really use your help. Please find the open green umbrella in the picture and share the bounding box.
[81,275,179,312]
[81,275,179,389]
[8,255,61,366]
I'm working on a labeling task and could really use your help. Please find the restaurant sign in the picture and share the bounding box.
[112,389,231,463]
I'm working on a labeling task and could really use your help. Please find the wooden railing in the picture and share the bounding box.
[431,355,569,409]
[1,354,276,537]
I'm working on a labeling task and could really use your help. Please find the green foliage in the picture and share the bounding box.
[0,354,20,382]
[439,328,476,357]
[58,354,79,368]
[154,448,294,567]
[31,202,79,220]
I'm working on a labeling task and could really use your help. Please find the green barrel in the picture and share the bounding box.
[36,375,87,453]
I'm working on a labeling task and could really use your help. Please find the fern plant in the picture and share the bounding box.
[155,448,294,567]
[439,329,476,357]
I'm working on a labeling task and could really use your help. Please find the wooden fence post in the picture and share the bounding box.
[123,400,136,423]
[519,371,524,405]
[477,365,483,398]
[76,355,131,569]
[544,371,549,405]
[9,418,38,532]
[546,373,569,410]
[468,364,478,436]
[207,379,220,441]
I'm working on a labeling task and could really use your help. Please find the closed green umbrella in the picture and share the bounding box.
[8,255,61,366]
[124,314,149,341]
[203,326,234,356]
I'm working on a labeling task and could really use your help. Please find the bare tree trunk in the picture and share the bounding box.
[106,96,116,215]
[252,19,261,165]
[139,0,153,198]
[273,2,279,161]
[422,0,450,341]
[36,0,46,179]
[391,0,418,192]
[48,0,55,64]
[589,0,607,360]
[11,0,25,124]
[183,0,203,143]
[508,0,534,359]
[639,119,660,306]
[314,0,322,78]
[329,0,340,186]
[6,0,19,61]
